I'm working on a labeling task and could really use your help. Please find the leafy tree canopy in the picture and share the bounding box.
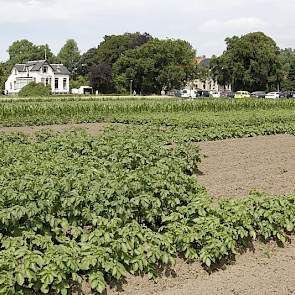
[70,75,90,90]
[279,48,295,90]
[210,32,281,92]
[96,32,153,65]
[57,39,81,75]
[8,40,55,65]
[77,48,100,75]
[113,39,196,94]
[89,63,113,93]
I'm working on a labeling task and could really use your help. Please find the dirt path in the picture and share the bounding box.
[197,134,295,197]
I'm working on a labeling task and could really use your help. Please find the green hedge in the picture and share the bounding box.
[18,82,51,97]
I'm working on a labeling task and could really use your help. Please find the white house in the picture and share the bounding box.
[5,60,70,95]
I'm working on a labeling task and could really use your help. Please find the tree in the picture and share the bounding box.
[210,32,281,92]
[35,44,55,63]
[96,32,153,65]
[80,33,153,93]
[88,63,113,93]
[70,75,90,90]
[279,48,295,90]
[286,60,295,90]
[8,40,55,65]
[113,39,196,94]
[57,39,81,75]
[0,63,7,94]
[77,48,100,76]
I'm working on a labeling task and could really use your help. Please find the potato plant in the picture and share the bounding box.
[0,128,294,294]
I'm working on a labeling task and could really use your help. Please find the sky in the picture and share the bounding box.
[0,0,295,61]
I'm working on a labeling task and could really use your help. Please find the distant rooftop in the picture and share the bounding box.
[196,55,211,67]
[14,60,70,75]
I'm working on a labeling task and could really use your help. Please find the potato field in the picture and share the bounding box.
[0,97,295,294]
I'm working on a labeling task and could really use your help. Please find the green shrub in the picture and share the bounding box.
[18,82,51,97]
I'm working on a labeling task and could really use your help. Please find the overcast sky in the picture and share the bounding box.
[0,0,295,61]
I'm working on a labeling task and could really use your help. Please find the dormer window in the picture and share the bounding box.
[42,66,48,73]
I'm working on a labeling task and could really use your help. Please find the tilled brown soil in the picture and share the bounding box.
[107,240,295,295]
[197,134,295,197]
[0,122,107,135]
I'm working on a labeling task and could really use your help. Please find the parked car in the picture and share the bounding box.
[221,91,235,98]
[167,89,181,97]
[234,91,250,99]
[210,91,221,98]
[265,92,280,99]
[191,90,199,99]
[197,90,210,97]
[251,91,266,98]
[279,91,295,98]
[279,91,288,98]
[180,89,191,98]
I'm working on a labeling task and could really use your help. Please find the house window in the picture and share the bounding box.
[45,78,51,86]
[15,69,17,75]
[55,78,59,89]
[10,83,12,90]
[43,66,48,73]
[63,78,67,90]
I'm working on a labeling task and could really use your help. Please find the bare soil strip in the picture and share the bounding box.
[106,240,295,295]
[0,122,107,135]
[197,134,295,197]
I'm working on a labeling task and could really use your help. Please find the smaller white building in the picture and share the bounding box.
[71,86,93,95]
[5,60,70,95]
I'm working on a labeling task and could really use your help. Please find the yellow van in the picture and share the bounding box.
[234,91,250,99]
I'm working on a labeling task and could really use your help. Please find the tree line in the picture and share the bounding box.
[1,31,295,94]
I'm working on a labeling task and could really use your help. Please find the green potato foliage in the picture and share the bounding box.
[0,128,294,294]
[0,98,295,294]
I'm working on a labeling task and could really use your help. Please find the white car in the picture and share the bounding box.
[210,91,221,98]
[180,89,191,98]
[180,89,199,99]
[265,92,280,99]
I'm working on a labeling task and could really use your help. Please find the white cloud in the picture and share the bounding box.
[199,17,269,33]
[0,0,295,60]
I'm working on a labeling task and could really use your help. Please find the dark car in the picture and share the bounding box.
[197,90,210,98]
[280,91,295,98]
[221,91,235,98]
[251,91,266,98]
[167,90,181,97]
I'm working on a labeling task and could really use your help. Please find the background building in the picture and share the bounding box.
[5,60,70,95]
[187,56,231,92]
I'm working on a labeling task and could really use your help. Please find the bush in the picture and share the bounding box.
[18,82,51,97]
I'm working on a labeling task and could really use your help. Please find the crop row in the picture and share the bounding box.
[0,129,294,294]
[1,103,295,133]
[1,98,295,124]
